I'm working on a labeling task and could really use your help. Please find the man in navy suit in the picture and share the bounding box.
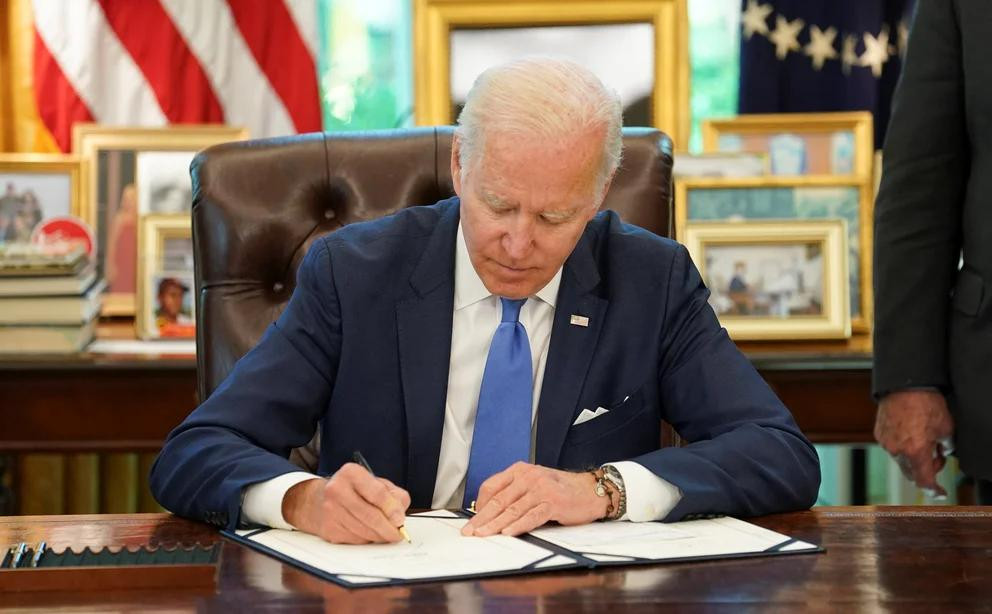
[151,58,820,544]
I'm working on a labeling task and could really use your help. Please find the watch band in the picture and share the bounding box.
[601,465,627,520]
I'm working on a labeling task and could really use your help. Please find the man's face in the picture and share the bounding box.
[159,285,185,318]
[453,130,606,299]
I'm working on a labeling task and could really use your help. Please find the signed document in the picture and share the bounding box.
[530,516,818,563]
[226,510,820,588]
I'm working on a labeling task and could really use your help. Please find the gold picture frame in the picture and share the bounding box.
[72,124,248,316]
[413,0,690,147]
[675,176,872,333]
[0,154,84,244]
[136,214,194,341]
[701,111,874,180]
[684,220,850,341]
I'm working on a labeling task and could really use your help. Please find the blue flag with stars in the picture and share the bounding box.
[739,0,915,147]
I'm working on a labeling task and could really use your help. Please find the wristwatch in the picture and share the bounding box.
[601,465,627,520]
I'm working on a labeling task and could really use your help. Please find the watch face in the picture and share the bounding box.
[604,466,623,484]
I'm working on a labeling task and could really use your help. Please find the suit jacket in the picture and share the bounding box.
[873,0,992,478]
[150,198,820,530]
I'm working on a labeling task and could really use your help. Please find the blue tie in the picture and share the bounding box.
[463,298,533,507]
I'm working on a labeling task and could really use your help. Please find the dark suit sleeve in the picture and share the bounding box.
[872,0,967,396]
[149,239,342,529]
[634,245,821,520]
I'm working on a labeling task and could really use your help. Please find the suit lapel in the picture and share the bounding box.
[396,201,459,507]
[535,229,608,467]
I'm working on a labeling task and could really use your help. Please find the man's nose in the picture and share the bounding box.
[502,218,535,260]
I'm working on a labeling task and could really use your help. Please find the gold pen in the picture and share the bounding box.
[352,451,411,543]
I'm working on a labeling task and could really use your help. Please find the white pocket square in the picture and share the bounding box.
[573,406,610,426]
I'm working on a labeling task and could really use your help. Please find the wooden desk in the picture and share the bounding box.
[1,507,989,611]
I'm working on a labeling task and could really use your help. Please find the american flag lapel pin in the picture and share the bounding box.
[570,314,589,327]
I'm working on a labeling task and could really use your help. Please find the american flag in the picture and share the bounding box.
[738,0,914,147]
[31,0,322,151]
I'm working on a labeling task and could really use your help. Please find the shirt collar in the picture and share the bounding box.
[454,222,561,311]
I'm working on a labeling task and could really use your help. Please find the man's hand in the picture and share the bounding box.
[461,462,610,537]
[874,390,954,496]
[282,463,411,544]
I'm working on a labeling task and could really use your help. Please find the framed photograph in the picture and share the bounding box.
[72,124,248,316]
[684,220,850,340]
[673,152,768,179]
[137,215,195,340]
[0,155,83,246]
[675,176,872,333]
[136,151,198,215]
[413,0,690,147]
[701,112,873,179]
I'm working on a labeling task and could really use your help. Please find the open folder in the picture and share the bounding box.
[223,510,822,588]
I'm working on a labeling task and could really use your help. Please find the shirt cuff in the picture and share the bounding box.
[241,471,320,530]
[605,461,682,522]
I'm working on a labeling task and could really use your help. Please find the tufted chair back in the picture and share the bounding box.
[191,126,674,404]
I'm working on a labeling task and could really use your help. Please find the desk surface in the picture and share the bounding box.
[1,507,989,611]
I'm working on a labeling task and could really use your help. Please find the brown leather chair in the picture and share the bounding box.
[190,126,676,449]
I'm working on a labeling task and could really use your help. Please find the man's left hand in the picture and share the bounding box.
[461,462,610,537]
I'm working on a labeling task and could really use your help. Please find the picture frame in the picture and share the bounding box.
[684,220,850,341]
[673,152,768,179]
[413,0,690,147]
[136,214,195,341]
[0,154,84,246]
[72,124,248,316]
[701,112,873,179]
[674,176,872,333]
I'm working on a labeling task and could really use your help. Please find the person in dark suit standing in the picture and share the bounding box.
[151,58,820,544]
[874,0,992,503]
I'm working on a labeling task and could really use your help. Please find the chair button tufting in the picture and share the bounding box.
[273,282,285,293]
[324,209,335,220]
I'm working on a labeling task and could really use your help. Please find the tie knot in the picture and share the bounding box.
[499,298,526,323]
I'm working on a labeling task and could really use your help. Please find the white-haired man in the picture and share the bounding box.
[151,58,820,544]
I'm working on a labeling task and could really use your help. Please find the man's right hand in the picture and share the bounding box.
[874,390,954,496]
[281,463,411,544]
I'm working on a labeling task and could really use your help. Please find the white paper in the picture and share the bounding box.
[246,514,569,581]
[531,517,816,560]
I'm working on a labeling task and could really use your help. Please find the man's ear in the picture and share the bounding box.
[451,136,463,196]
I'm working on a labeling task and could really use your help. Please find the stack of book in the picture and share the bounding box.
[0,244,103,354]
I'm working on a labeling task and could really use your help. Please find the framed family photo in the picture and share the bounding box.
[0,154,83,247]
[413,0,690,147]
[136,215,195,340]
[72,124,248,316]
[701,112,873,179]
[674,176,873,333]
[684,220,850,340]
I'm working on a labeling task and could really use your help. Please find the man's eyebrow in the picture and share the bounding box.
[541,207,580,222]
[480,188,515,209]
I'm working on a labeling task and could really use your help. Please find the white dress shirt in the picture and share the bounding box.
[242,223,681,529]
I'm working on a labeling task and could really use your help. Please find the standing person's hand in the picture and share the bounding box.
[874,390,954,496]
[282,463,411,544]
